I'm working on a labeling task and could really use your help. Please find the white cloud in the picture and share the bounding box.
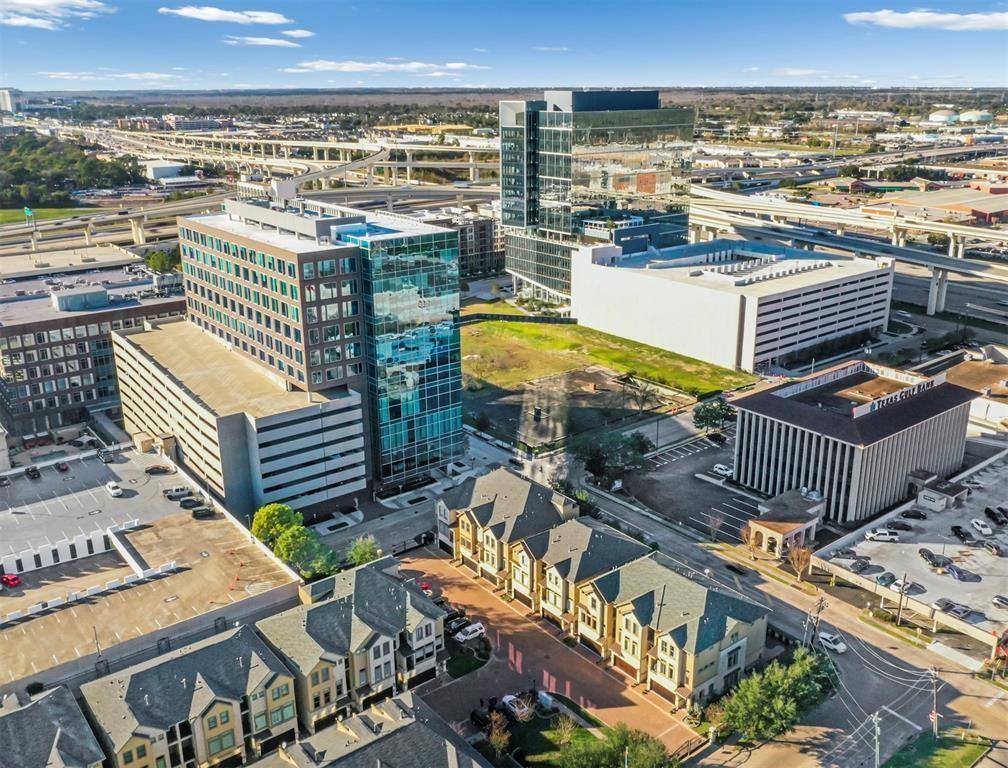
[281,59,490,74]
[472,47,488,52]
[224,35,299,47]
[742,66,761,72]
[532,46,568,51]
[281,28,313,37]
[419,71,461,78]
[844,9,1008,31]
[0,0,112,30]
[38,69,182,81]
[775,67,831,77]
[157,5,292,24]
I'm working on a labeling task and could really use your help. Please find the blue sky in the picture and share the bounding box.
[0,1,1005,91]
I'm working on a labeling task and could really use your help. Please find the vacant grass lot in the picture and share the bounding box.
[0,207,100,224]
[462,320,754,395]
[508,713,600,764]
[883,733,989,768]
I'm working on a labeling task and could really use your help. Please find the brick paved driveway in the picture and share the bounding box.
[402,548,697,752]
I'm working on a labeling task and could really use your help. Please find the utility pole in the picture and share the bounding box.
[896,571,908,626]
[873,711,881,768]
[930,667,940,739]
[802,596,827,647]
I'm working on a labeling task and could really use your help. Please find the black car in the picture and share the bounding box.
[708,432,727,445]
[0,476,10,488]
[179,497,202,509]
[901,509,927,520]
[190,506,215,520]
[443,607,465,623]
[725,562,751,576]
[984,507,1008,526]
[983,541,1003,557]
[469,708,491,730]
[885,521,913,532]
[847,558,870,574]
[145,465,173,476]
[446,617,470,635]
[919,548,940,566]
[24,466,41,480]
[951,525,976,544]
[96,449,114,464]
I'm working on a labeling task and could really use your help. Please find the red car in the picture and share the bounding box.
[55,461,70,473]
[0,574,22,588]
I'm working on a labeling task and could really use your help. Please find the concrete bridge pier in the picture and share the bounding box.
[835,226,845,237]
[890,227,907,248]
[405,150,413,183]
[927,267,949,315]
[83,223,94,246]
[468,152,479,182]
[948,235,966,259]
[129,218,147,246]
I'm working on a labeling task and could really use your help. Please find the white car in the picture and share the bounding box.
[453,621,485,643]
[105,481,123,497]
[711,464,733,478]
[970,518,993,537]
[500,694,532,720]
[894,310,912,319]
[864,528,899,543]
[889,579,919,595]
[818,632,847,654]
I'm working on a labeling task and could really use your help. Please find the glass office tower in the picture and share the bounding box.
[343,224,464,486]
[501,90,694,302]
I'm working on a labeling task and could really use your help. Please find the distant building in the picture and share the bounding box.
[0,686,104,768]
[731,361,976,523]
[0,248,185,437]
[500,89,694,302]
[927,109,959,124]
[81,625,298,766]
[0,88,22,114]
[410,207,504,278]
[164,114,222,131]
[570,239,894,372]
[143,160,186,180]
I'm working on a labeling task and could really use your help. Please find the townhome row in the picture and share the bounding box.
[0,558,449,768]
[437,468,769,710]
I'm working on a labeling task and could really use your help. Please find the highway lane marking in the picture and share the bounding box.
[881,705,922,730]
[985,691,1005,708]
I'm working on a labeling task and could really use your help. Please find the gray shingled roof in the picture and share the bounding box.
[80,625,288,752]
[443,468,572,543]
[523,519,650,584]
[592,553,767,654]
[733,371,977,446]
[256,558,444,674]
[0,687,104,768]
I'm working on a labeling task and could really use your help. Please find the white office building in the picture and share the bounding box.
[112,317,367,516]
[570,239,894,372]
[731,361,976,523]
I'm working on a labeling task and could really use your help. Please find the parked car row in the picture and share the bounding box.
[161,485,214,519]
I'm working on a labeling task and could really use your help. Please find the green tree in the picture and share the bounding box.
[251,503,302,548]
[557,722,678,768]
[692,399,735,433]
[144,246,180,274]
[570,432,654,487]
[927,232,950,248]
[275,525,328,577]
[838,164,864,179]
[346,534,380,567]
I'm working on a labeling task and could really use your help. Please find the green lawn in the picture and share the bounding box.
[508,712,600,764]
[0,207,101,224]
[445,637,490,678]
[883,733,989,768]
[462,320,755,395]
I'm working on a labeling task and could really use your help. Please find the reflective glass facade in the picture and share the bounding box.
[349,229,464,485]
[501,90,694,300]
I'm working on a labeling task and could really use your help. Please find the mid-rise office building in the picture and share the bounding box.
[163,114,223,131]
[171,199,462,493]
[500,89,694,302]
[0,88,22,114]
[570,239,894,372]
[412,207,504,278]
[0,248,185,437]
[732,361,976,523]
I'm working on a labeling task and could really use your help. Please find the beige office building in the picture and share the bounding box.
[112,317,367,516]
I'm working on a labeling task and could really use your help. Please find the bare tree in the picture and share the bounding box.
[487,711,510,758]
[627,378,660,416]
[515,694,536,723]
[707,508,725,543]
[739,523,760,561]
[787,545,813,582]
[553,713,578,745]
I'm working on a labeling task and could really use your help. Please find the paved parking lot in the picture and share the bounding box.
[402,549,697,753]
[0,450,199,559]
[821,456,1008,636]
[647,424,736,469]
